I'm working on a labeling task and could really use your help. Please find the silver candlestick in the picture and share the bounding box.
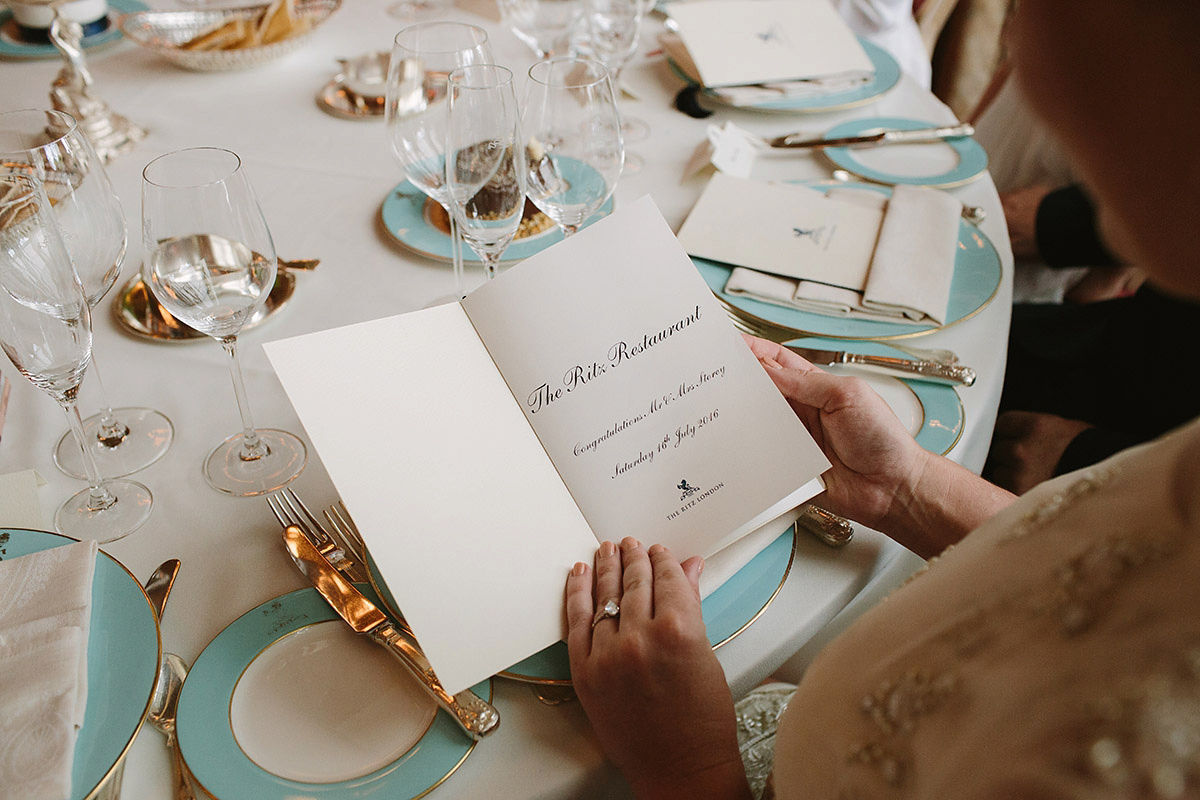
[47,5,146,162]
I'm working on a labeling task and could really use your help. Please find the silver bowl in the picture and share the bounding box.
[119,0,340,71]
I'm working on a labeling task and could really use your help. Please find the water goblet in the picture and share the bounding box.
[521,58,624,237]
[141,147,306,497]
[497,0,583,60]
[386,22,493,304]
[445,65,527,281]
[0,171,153,541]
[0,108,174,480]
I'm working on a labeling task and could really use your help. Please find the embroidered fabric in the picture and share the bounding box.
[736,682,795,800]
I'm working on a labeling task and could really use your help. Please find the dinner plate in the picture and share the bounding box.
[0,0,147,59]
[366,525,796,685]
[0,528,160,800]
[177,587,486,800]
[380,180,614,265]
[820,116,989,188]
[790,337,964,455]
[696,182,1002,340]
[669,37,900,113]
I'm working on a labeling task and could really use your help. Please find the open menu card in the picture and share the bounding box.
[677,172,884,290]
[264,196,830,695]
[664,0,873,88]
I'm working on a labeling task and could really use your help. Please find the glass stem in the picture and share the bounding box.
[483,253,498,281]
[88,351,129,447]
[449,211,466,299]
[220,336,269,462]
[60,401,117,512]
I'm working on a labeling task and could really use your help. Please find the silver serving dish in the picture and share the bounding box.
[119,0,340,71]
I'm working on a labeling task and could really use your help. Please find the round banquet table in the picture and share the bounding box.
[0,1,1012,797]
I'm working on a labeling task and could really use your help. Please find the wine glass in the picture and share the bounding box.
[0,171,153,541]
[141,147,306,497]
[497,0,583,60]
[0,108,174,480]
[386,22,493,304]
[445,65,527,281]
[521,58,624,237]
[581,0,650,166]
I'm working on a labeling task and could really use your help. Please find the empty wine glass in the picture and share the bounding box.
[141,147,306,497]
[497,0,583,60]
[445,65,527,281]
[0,108,174,480]
[0,171,153,541]
[386,22,493,304]
[581,0,650,164]
[522,58,624,237]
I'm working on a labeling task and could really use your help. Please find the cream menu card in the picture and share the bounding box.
[665,0,873,88]
[265,197,829,695]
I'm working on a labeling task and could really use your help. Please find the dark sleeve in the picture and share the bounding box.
[1054,426,1146,475]
[1034,184,1122,268]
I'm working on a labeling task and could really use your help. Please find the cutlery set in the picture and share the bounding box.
[763,122,974,150]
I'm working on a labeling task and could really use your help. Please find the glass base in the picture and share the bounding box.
[622,151,645,174]
[55,479,153,544]
[204,429,307,497]
[386,0,450,18]
[54,406,175,480]
[621,116,650,144]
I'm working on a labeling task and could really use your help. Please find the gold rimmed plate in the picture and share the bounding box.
[113,269,296,343]
[176,587,486,799]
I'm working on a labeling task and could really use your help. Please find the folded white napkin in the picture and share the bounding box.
[725,184,960,324]
[699,506,803,599]
[0,539,98,800]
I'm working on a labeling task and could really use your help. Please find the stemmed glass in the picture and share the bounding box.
[0,108,174,480]
[521,58,624,237]
[0,171,153,541]
[445,65,527,281]
[141,147,306,497]
[385,22,493,304]
[497,0,583,60]
[581,0,650,167]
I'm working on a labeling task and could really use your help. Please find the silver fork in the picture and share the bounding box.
[323,501,368,568]
[267,489,366,583]
[721,298,962,366]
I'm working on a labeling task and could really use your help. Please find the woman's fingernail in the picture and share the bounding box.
[761,356,784,370]
[571,562,588,577]
[600,541,617,557]
[621,537,641,551]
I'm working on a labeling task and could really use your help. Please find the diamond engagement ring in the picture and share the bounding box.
[592,599,620,629]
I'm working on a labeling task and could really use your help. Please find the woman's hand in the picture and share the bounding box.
[743,335,1014,556]
[566,538,753,800]
[743,335,930,532]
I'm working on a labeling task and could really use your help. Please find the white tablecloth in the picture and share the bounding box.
[0,2,1012,796]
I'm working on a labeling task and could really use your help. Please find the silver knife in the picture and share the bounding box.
[0,371,9,444]
[786,344,976,386]
[282,525,501,739]
[770,122,974,149]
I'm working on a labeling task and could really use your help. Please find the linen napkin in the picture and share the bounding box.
[724,184,961,324]
[0,539,98,800]
[0,469,48,530]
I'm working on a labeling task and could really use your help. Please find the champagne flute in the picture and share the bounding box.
[141,147,306,497]
[386,22,493,304]
[497,0,583,60]
[522,58,624,237]
[445,65,527,281]
[581,0,650,164]
[0,171,153,541]
[0,108,174,480]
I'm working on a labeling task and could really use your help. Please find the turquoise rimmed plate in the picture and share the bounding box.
[821,116,989,188]
[176,587,486,799]
[0,528,160,800]
[697,182,1003,340]
[0,0,148,60]
[669,37,900,113]
[786,337,964,456]
[365,526,796,686]
[380,181,614,266]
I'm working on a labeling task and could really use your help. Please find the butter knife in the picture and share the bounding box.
[770,122,974,149]
[786,344,976,386]
[282,525,501,739]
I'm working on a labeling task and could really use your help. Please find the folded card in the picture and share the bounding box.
[663,0,873,88]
